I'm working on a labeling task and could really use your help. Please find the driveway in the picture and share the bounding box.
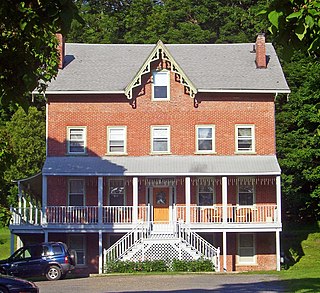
[35,273,287,292]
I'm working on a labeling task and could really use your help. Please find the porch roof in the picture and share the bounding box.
[42,155,281,176]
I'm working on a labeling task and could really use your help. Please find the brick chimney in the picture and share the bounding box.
[56,33,65,69]
[255,33,266,69]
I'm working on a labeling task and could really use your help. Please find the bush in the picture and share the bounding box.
[0,206,11,227]
[105,259,214,273]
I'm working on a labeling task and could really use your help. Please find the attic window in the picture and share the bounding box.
[152,70,170,100]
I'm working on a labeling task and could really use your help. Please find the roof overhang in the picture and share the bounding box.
[13,172,42,198]
[198,89,291,94]
[43,155,281,177]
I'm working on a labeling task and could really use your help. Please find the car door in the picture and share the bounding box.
[7,247,32,277]
[23,245,47,278]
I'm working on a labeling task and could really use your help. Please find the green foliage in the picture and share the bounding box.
[0,227,12,260]
[172,259,214,272]
[276,53,320,222]
[0,0,82,107]
[259,0,320,57]
[105,260,168,273]
[0,206,11,227]
[105,259,214,273]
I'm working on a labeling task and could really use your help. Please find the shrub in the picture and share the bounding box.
[172,259,214,272]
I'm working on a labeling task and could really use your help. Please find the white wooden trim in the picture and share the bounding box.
[222,177,228,224]
[276,230,281,271]
[223,231,227,272]
[42,176,47,224]
[133,177,138,223]
[276,176,282,224]
[106,126,127,155]
[185,177,191,224]
[98,177,103,224]
[98,230,103,274]
[195,125,216,154]
[235,124,255,154]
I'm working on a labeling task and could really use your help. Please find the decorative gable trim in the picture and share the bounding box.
[124,40,197,100]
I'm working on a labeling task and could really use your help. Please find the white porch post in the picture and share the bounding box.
[98,230,103,274]
[133,177,138,224]
[276,230,281,271]
[42,175,47,224]
[185,177,191,224]
[223,231,227,272]
[276,176,282,224]
[98,177,103,224]
[10,233,15,254]
[44,230,48,242]
[222,177,228,223]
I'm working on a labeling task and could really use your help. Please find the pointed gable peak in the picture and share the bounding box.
[125,41,197,100]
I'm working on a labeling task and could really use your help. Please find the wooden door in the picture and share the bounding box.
[153,187,169,222]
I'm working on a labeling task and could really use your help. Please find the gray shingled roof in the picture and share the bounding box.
[42,155,281,176]
[46,43,289,93]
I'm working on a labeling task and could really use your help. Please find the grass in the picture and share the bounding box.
[279,230,320,292]
[0,226,11,260]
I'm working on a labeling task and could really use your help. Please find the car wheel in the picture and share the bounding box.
[70,249,77,266]
[46,265,62,281]
[0,286,9,293]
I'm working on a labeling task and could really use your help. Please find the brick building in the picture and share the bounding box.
[10,34,290,274]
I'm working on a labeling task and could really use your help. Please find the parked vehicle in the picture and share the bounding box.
[0,274,39,293]
[0,242,76,281]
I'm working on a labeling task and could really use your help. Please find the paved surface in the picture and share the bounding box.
[35,273,287,292]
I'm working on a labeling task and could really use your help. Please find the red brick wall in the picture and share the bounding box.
[47,68,276,157]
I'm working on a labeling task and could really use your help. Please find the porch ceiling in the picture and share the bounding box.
[42,155,281,176]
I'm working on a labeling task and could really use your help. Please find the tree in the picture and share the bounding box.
[0,0,82,108]
[260,0,320,57]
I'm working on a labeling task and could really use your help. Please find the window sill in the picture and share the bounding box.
[65,153,88,156]
[105,153,128,156]
[234,151,257,155]
[194,151,217,155]
[236,263,258,266]
[149,152,172,155]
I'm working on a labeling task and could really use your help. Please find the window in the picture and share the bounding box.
[238,233,256,264]
[68,235,86,265]
[152,70,169,100]
[68,179,85,206]
[107,126,126,154]
[238,179,255,206]
[151,126,170,153]
[196,125,215,153]
[236,125,255,153]
[109,179,125,206]
[67,127,86,154]
[198,180,215,206]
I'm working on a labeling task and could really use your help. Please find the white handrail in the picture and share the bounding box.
[178,221,220,271]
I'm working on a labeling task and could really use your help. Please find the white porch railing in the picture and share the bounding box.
[177,221,220,271]
[11,204,277,226]
[175,204,277,224]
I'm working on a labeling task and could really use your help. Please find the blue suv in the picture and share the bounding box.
[0,242,76,281]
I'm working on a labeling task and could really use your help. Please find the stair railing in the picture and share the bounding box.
[103,222,149,270]
[177,221,220,271]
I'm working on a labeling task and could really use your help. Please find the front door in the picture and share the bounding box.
[153,187,170,222]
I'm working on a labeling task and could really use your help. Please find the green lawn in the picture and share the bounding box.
[0,227,11,260]
[280,231,320,292]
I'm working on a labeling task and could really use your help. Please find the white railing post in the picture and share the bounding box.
[222,177,228,224]
[276,176,282,225]
[185,177,191,224]
[133,177,138,224]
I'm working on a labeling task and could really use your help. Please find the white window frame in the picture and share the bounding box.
[197,178,216,206]
[108,179,126,206]
[68,179,85,206]
[107,126,127,155]
[235,125,255,153]
[67,127,87,154]
[151,125,171,154]
[68,234,86,266]
[152,70,170,101]
[237,177,256,206]
[237,233,256,265]
[195,125,216,154]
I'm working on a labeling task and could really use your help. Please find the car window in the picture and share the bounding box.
[30,245,43,259]
[52,245,63,255]
[12,247,32,261]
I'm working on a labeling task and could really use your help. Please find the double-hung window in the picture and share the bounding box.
[151,126,170,153]
[107,126,126,154]
[196,125,215,153]
[238,233,256,264]
[235,125,255,153]
[109,179,125,206]
[68,179,85,206]
[198,180,215,206]
[238,179,255,206]
[67,127,86,154]
[152,70,169,100]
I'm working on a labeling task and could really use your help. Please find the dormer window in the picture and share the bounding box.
[152,70,170,100]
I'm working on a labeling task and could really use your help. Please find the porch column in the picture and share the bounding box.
[133,177,138,224]
[44,230,48,242]
[42,175,47,224]
[98,230,103,274]
[222,177,228,223]
[276,230,281,271]
[223,231,227,272]
[185,177,191,224]
[98,177,103,224]
[276,176,282,224]
[10,233,15,255]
